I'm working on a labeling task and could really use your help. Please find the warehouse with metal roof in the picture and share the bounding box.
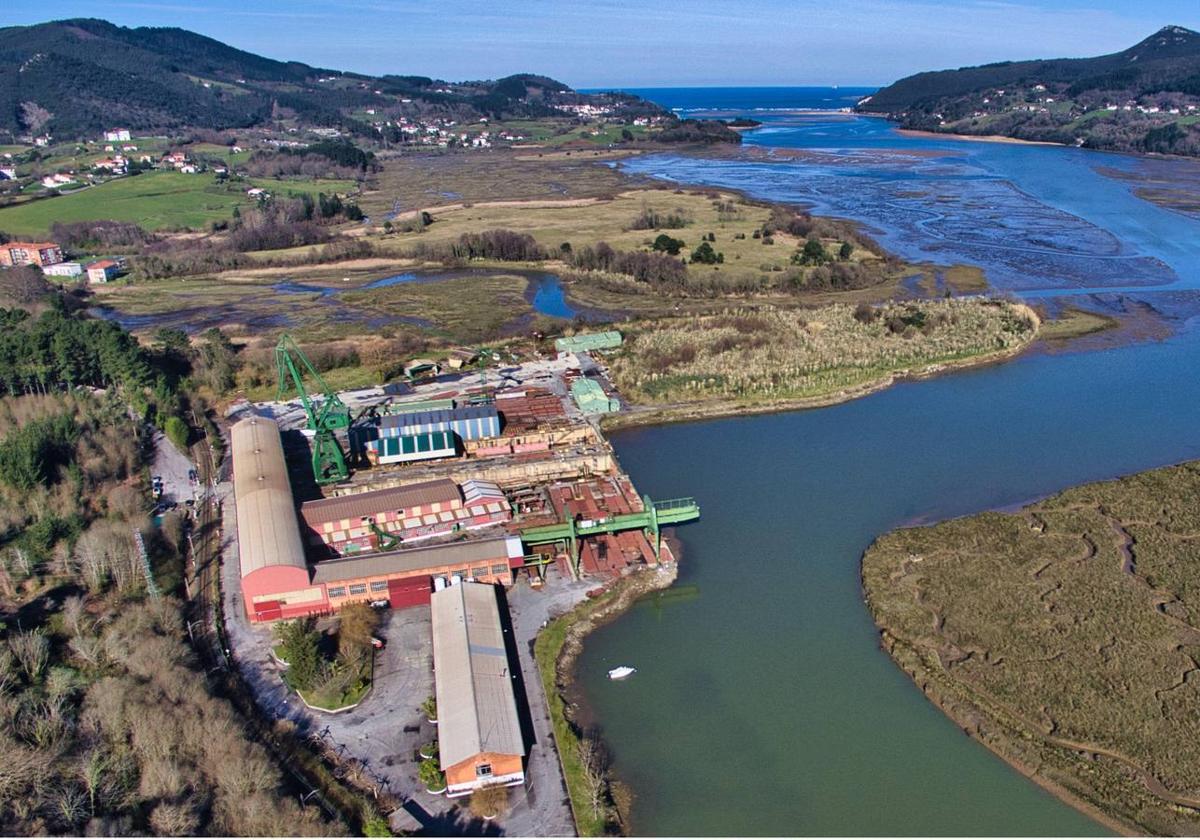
[232,416,327,622]
[311,536,523,586]
[571,377,621,414]
[554,330,623,354]
[379,404,500,441]
[432,581,527,796]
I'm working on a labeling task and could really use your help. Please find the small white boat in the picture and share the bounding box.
[607,666,636,680]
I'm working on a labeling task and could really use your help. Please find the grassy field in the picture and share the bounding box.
[93,269,543,346]
[0,170,359,235]
[862,461,1200,835]
[608,299,1039,405]
[1037,307,1119,341]
[0,171,250,234]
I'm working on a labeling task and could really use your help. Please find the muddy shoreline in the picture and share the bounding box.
[869,626,1137,837]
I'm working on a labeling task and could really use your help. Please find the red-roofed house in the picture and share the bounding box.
[86,260,120,284]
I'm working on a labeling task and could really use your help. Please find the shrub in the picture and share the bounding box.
[164,416,190,452]
[691,241,721,265]
[853,302,877,324]
[469,785,510,819]
[651,234,685,255]
[418,759,445,792]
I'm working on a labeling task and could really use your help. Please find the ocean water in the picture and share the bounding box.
[575,89,1200,835]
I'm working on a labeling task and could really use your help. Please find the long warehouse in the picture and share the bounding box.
[432,581,527,796]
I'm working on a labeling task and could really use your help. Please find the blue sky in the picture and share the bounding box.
[5,0,1199,87]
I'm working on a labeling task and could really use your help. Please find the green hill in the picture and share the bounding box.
[0,19,667,140]
[858,26,1200,155]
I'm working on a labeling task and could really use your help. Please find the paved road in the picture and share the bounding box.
[504,573,593,837]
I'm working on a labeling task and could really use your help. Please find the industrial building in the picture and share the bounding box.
[380,404,501,441]
[365,430,457,465]
[432,582,527,796]
[299,477,511,556]
[232,416,327,622]
[571,378,621,414]
[233,416,524,623]
[554,330,623,355]
[312,537,526,611]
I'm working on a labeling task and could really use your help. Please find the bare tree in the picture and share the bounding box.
[62,594,91,638]
[68,635,104,670]
[577,728,611,821]
[150,798,201,836]
[10,629,50,682]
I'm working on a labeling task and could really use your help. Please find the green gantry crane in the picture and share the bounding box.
[519,495,700,576]
[275,333,351,485]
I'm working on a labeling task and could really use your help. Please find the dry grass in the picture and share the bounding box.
[376,187,886,295]
[609,299,1038,404]
[862,461,1200,835]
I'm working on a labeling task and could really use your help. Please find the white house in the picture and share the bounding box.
[42,262,83,278]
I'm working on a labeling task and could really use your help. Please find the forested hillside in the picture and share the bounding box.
[0,18,666,139]
[0,273,347,832]
[858,26,1200,155]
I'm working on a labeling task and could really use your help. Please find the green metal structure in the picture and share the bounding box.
[275,333,351,485]
[367,519,401,551]
[519,495,700,575]
[554,331,623,355]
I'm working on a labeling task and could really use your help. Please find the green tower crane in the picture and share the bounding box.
[275,333,351,485]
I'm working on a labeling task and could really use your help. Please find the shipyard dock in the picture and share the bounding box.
[216,333,698,833]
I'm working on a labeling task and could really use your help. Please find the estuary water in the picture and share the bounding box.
[577,92,1200,834]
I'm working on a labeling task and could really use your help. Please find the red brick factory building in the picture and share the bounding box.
[231,416,524,623]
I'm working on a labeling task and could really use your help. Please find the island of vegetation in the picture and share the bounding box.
[859,25,1200,157]
[605,298,1039,425]
[862,461,1200,836]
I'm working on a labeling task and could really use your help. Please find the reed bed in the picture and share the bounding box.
[610,299,1039,403]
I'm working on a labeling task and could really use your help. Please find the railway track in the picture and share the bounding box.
[183,432,359,828]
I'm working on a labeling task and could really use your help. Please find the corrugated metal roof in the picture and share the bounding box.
[231,417,308,577]
[554,330,623,353]
[370,431,456,457]
[310,536,517,584]
[380,404,498,430]
[432,582,525,769]
[571,378,619,413]
[301,478,460,526]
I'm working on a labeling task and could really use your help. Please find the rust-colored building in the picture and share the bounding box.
[234,416,525,623]
[310,536,525,612]
[1,241,63,267]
